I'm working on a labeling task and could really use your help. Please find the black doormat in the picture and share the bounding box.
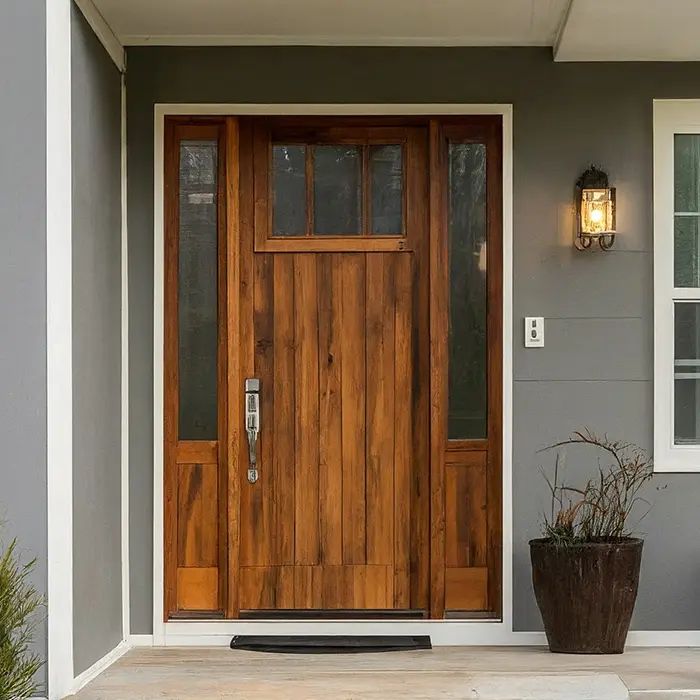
[230,635,432,653]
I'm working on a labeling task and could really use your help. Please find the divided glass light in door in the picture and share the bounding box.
[268,139,405,242]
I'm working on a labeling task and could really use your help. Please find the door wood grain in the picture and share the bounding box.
[236,122,430,611]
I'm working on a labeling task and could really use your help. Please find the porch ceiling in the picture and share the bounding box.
[91,0,700,61]
[93,0,568,47]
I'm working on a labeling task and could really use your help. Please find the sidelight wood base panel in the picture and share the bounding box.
[240,565,395,611]
[444,567,488,612]
[176,567,219,611]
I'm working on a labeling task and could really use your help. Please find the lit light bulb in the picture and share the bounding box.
[589,208,604,224]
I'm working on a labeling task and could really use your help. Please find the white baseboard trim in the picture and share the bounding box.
[129,634,155,646]
[71,640,130,695]
[154,621,700,648]
[626,630,700,647]
[118,625,700,650]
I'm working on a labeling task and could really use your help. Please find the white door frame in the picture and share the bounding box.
[152,103,514,645]
[47,0,74,694]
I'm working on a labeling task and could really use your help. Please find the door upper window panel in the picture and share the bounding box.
[257,124,412,252]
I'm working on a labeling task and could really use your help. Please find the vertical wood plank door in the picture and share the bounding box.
[235,120,430,613]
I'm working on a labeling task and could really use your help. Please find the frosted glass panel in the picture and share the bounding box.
[313,145,361,235]
[178,139,218,440]
[370,144,403,235]
[448,143,488,440]
[272,145,306,236]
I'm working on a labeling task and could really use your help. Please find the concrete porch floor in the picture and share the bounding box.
[68,646,700,699]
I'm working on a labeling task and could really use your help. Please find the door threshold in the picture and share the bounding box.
[230,634,432,653]
[239,609,427,620]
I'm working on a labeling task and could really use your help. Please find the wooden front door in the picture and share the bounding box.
[163,115,503,621]
[235,120,430,613]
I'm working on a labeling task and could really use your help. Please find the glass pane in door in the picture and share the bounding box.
[178,139,219,440]
[370,144,403,234]
[272,145,307,236]
[447,142,488,440]
[313,145,362,235]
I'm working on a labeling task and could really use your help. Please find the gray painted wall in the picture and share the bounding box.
[71,4,123,674]
[126,46,700,633]
[0,0,48,690]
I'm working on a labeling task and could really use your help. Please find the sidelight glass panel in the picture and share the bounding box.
[272,145,307,236]
[313,145,361,235]
[447,143,488,440]
[178,139,219,440]
[674,302,700,445]
[370,144,403,235]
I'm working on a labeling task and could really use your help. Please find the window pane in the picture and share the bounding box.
[178,139,218,440]
[675,303,700,445]
[313,145,361,235]
[272,145,306,236]
[448,143,488,440]
[675,134,700,213]
[370,144,403,235]
[675,215,700,287]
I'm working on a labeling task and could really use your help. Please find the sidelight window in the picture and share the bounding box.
[178,138,219,440]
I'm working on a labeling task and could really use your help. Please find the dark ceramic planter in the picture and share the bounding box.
[529,537,643,654]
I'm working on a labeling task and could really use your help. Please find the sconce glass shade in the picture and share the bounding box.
[580,187,616,235]
[575,166,616,250]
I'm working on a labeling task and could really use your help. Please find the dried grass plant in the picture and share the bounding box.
[539,429,655,546]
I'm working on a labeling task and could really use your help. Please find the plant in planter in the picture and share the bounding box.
[0,532,44,699]
[530,430,654,654]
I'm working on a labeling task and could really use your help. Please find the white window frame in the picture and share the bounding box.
[654,100,700,472]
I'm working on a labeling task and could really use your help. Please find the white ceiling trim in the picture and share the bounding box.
[552,0,574,61]
[74,0,125,71]
[555,0,700,62]
[120,33,554,47]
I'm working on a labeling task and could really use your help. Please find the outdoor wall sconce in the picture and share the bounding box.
[575,165,616,251]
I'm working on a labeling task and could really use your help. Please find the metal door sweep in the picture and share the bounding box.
[230,635,432,653]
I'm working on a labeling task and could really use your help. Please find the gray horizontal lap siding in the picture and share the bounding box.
[0,0,48,691]
[126,46,700,633]
[71,3,123,675]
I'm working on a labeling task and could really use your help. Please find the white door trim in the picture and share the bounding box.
[152,103,513,643]
[47,0,74,696]
[120,73,131,643]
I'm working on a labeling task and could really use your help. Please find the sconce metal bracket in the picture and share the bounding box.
[576,165,609,191]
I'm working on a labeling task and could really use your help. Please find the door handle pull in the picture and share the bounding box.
[245,378,260,483]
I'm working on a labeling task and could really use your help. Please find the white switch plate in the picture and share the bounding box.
[524,317,544,347]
